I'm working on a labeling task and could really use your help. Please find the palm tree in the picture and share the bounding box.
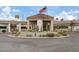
[15,15,19,19]
[61,18,64,21]
[56,18,59,20]
[70,21,75,31]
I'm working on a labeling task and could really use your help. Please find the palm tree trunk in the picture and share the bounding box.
[71,26,74,32]
[71,26,73,32]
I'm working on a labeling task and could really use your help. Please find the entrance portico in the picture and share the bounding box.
[27,14,54,32]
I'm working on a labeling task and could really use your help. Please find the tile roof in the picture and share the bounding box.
[27,14,54,20]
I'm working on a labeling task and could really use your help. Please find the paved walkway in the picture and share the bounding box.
[0,32,79,52]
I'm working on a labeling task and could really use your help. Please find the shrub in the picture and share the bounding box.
[28,29,32,32]
[2,30,6,33]
[55,34,61,37]
[58,31,67,36]
[15,29,20,36]
[15,31,20,36]
[26,35,32,37]
[40,34,47,37]
[46,33,55,37]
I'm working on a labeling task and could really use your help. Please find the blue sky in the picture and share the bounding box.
[0,6,79,21]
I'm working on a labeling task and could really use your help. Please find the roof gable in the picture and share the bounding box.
[27,14,54,20]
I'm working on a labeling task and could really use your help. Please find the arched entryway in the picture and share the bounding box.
[10,20,17,33]
[10,24,16,32]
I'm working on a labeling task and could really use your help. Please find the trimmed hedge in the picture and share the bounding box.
[2,30,6,33]
[58,31,67,36]
[46,33,55,37]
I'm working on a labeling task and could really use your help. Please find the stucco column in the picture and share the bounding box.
[68,26,71,31]
[27,20,30,30]
[8,23,11,32]
[18,23,21,32]
[42,21,43,31]
[50,20,53,31]
[37,19,43,31]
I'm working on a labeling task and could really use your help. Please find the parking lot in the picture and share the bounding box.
[0,32,79,52]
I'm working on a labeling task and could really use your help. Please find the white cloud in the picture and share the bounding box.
[13,9,20,12]
[67,9,79,14]
[66,15,77,20]
[2,6,11,16]
[55,10,78,20]
[0,6,21,20]
[61,11,68,15]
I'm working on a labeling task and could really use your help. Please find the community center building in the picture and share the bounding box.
[0,13,79,33]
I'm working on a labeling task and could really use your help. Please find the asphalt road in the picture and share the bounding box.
[0,32,79,52]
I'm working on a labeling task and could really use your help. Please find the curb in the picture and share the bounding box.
[8,35,69,39]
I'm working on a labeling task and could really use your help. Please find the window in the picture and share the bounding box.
[0,26,6,29]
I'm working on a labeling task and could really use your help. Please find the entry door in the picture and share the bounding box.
[10,24,16,32]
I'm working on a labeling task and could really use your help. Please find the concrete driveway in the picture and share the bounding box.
[0,32,79,52]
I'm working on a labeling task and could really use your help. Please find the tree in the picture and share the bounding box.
[15,15,19,19]
[56,18,59,20]
[61,18,64,21]
[70,21,75,31]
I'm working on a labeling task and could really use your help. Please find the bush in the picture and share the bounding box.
[40,34,47,37]
[46,33,55,37]
[2,30,6,33]
[15,31,20,36]
[28,29,32,32]
[15,29,20,36]
[55,34,61,37]
[26,35,32,37]
[58,31,67,36]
